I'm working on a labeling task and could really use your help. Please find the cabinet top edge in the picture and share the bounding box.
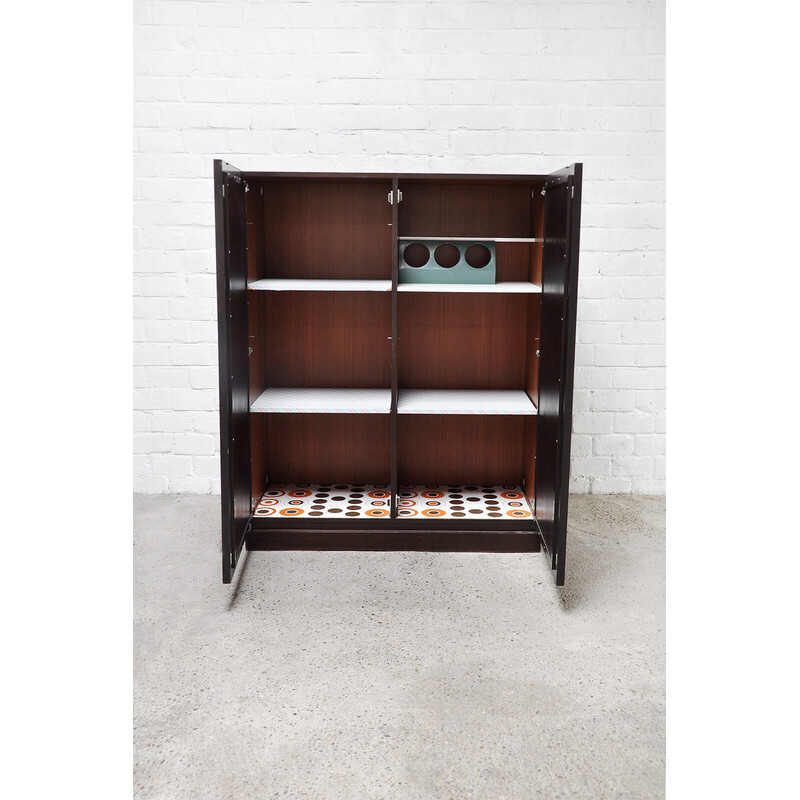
[230,171,552,183]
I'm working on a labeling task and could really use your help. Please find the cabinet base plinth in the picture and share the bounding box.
[246,529,541,553]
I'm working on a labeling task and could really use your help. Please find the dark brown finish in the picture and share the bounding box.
[248,290,268,404]
[255,414,390,486]
[523,416,537,513]
[398,181,532,238]
[249,292,391,388]
[246,180,265,282]
[495,241,535,282]
[247,530,540,552]
[522,295,541,510]
[399,294,528,389]
[525,294,541,402]
[251,516,535,532]
[214,160,252,584]
[529,189,545,285]
[215,165,582,587]
[535,164,582,586]
[398,415,524,486]
[250,413,269,505]
[390,179,399,517]
[246,172,550,182]
[261,180,392,280]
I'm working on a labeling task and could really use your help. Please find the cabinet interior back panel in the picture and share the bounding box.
[398,293,529,389]
[252,413,391,486]
[398,181,532,238]
[261,180,392,280]
[251,292,392,389]
[398,416,524,486]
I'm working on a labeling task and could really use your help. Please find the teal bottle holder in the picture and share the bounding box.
[399,240,496,284]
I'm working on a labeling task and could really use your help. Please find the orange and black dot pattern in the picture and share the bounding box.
[397,485,532,519]
[254,484,391,519]
[254,484,532,520]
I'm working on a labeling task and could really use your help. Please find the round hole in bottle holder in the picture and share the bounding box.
[402,242,429,268]
[433,243,460,268]
[465,243,492,269]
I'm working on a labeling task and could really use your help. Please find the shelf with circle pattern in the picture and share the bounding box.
[397,389,537,415]
[252,483,532,521]
[250,388,392,414]
[397,485,532,519]
[253,484,392,519]
[398,281,541,293]
[249,279,391,292]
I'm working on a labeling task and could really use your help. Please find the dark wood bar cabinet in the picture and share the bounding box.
[214,162,582,585]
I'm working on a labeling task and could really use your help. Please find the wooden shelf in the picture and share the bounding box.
[397,389,537,416]
[398,282,541,294]
[249,279,391,292]
[250,388,392,414]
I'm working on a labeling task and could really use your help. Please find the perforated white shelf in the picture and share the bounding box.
[248,279,391,292]
[397,389,537,415]
[398,237,542,243]
[398,282,541,294]
[250,388,392,414]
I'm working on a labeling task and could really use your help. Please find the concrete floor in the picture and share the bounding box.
[134,493,665,800]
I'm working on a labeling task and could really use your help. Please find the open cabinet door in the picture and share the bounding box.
[535,163,582,585]
[214,160,252,583]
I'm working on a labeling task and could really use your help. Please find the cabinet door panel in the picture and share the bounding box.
[215,160,252,583]
[535,164,582,586]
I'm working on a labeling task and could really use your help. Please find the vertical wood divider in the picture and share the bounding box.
[390,177,399,517]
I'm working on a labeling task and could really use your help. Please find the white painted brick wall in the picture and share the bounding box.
[134,0,665,494]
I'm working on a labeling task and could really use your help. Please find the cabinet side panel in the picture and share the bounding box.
[523,417,537,511]
[535,164,582,585]
[214,162,252,583]
[529,186,545,285]
[247,183,265,282]
[523,294,541,509]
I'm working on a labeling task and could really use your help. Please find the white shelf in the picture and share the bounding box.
[398,389,537,416]
[398,236,541,243]
[248,279,391,292]
[250,388,391,414]
[398,282,541,294]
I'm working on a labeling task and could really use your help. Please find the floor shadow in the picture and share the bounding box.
[553,494,665,613]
